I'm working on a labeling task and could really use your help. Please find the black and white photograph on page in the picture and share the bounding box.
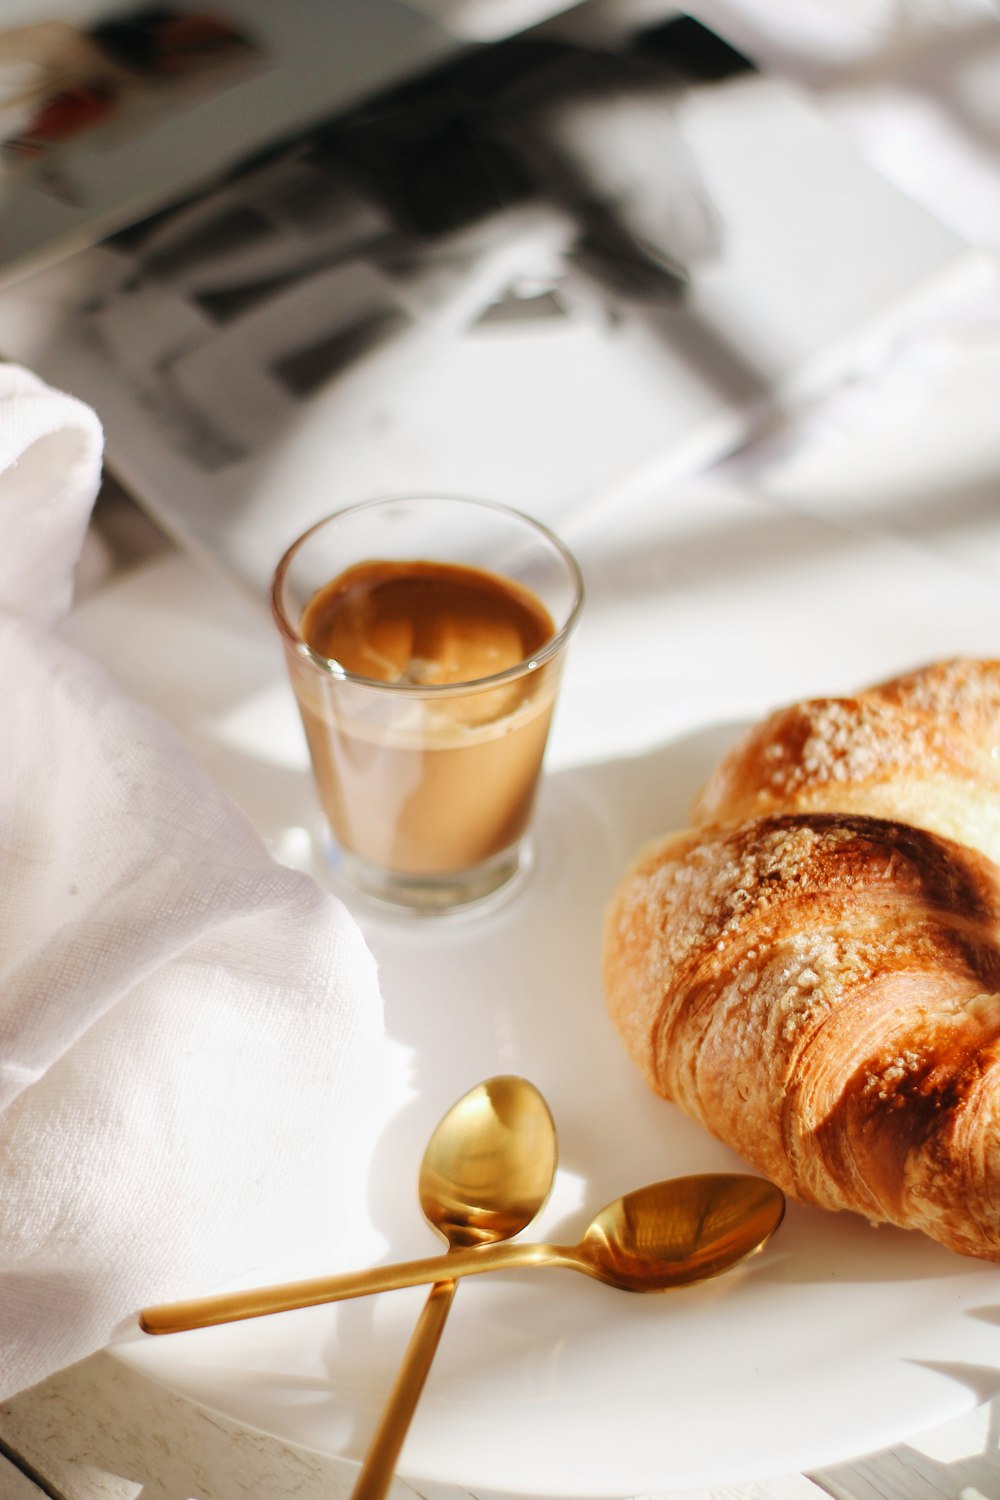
[1,0,984,596]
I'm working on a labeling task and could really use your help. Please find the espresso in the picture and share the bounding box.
[292,559,560,877]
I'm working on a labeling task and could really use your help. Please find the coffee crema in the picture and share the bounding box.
[293,558,561,877]
[300,558,554,686]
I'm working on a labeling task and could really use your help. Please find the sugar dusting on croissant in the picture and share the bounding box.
[603,659,1000,1261]
[693,658,1000,863]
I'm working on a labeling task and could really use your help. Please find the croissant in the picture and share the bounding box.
[602,659,1000,1261]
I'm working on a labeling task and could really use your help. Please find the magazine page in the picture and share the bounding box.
[1,8,976,596]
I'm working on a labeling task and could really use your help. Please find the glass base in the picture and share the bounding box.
[325,837,533,917]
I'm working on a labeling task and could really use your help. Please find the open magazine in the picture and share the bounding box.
[1,5,984,596]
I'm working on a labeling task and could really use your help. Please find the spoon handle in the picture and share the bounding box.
[350,1279,457,1500]
[139,1240,557,1335]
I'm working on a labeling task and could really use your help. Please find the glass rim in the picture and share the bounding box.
[270,493,585,696]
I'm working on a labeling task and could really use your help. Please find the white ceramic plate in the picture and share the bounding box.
[101,487,1000,1498]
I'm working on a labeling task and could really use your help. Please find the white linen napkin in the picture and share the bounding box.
[0,363,385,1399]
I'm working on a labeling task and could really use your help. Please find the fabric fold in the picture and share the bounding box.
[0,364,385,1399]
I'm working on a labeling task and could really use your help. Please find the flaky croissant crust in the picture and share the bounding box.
[603,659,1000,1262]
[694,657,1000,863]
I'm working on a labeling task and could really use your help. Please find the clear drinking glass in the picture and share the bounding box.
[271,495,583,913]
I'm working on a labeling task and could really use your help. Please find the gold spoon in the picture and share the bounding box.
[351,1075,557,1500]
[140,1173,784,1335]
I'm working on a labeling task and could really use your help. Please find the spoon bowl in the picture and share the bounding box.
[419,1073,558,1249]
[140,1172,785,1335]
[568,1173,785,1291]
